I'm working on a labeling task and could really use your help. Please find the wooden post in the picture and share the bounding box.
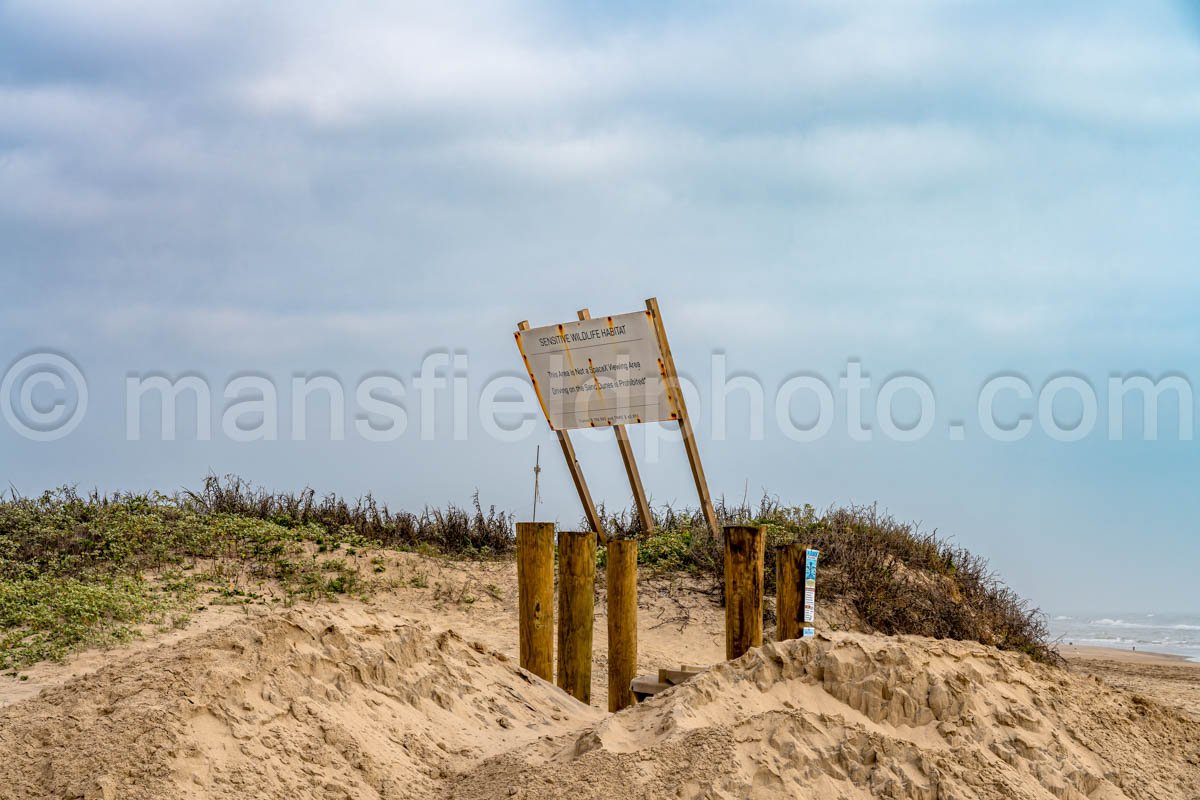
[517,522,555,681]
[725,524,765,660]
[517,320,606,542]
[776,542,805,642]
[606,537,638,712]
[646,297,719,536]
[577,308,654,534]
[557,530,596,704]
[613,426,653,533]
[555,429,606,542]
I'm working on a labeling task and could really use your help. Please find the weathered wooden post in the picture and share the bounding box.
[776,542,805,641]
[557,530,596,703]
[517,521,555,681]
[606,537,638,712]
[725,524,765,660]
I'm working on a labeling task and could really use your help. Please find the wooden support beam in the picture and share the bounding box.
[776,542,805,642]
[517,522,555,681]
[555,429,605,542]
[557,530,596,704]
[577,307,654,535]
[606,538,638,712]
[724,524,765,660]
[612,426,653,534]
[630,674,671,700]
[517,320,606,542]
[645,297,719,536]
[657,666,705,686]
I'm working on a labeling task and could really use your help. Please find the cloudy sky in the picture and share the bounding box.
[2,1,1199,613]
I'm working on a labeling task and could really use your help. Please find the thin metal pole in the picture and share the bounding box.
[531,445,542,522]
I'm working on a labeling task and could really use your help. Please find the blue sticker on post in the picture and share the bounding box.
[801,626,815,638]
[804,549,819,582]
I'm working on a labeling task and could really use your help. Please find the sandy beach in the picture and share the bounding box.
[1,553,1198,799]
[1062,644,1200,721]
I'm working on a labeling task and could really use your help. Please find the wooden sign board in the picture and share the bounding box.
[515,311,681,431]
[515,298,719,539]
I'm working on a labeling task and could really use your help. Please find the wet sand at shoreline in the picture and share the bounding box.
[1063,644,1200,720]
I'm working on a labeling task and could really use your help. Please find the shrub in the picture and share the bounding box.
[0,477,513,669]
[0,478,1054,669]
[594,495,1056,663]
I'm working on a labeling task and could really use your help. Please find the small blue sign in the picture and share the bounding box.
[804,551,818,582]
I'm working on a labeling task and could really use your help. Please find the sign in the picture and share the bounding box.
[801,548,819,637]
[514,298,719,539]
[515,310,680,431]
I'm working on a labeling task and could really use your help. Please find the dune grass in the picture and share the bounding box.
[596,497,1055,662]
[0,476,1054,671]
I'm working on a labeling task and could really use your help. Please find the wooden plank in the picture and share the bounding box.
[630,674,671,699]
[577,307,654,534]
[518,320,606,543]
[645,297,719,536]
[657,667,704,686]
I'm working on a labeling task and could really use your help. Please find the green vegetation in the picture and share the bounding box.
[598,497,1056,663]
[0,575,158,668]
[0,477,512,670]
[0,476,1054,672]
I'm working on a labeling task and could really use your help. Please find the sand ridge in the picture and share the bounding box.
[0,556,1197,799]
[453,635,1200,799]
[0,604,597,799]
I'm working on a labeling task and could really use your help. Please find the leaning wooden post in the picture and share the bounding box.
[606,537,638,712]
[517,522,555,681]
[557,530,596,704]
[776,542,805,641]
[646,297,719,537]
[725,524,765,660]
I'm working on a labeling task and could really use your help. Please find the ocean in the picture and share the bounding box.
[1048,612,1200,662]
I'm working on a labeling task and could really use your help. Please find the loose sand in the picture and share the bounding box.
[1,554,1197,799]
[1062,645,1200,722]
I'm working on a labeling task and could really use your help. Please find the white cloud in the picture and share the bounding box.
[0,150,121,224]
[94,305,512,358]
[236,4,609,126]
[1012,26,1200,127]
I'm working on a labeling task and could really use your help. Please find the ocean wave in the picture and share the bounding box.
[1089,618,1200,631]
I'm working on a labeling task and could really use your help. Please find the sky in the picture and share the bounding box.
[2,1,1199,613]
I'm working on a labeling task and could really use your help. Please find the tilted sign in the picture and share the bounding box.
[515,311,681,431]
[514,298,719,540]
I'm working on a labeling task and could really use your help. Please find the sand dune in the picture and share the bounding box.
[455,635,1200,798]
[0,606,596,799]
[0,558,1197,799]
